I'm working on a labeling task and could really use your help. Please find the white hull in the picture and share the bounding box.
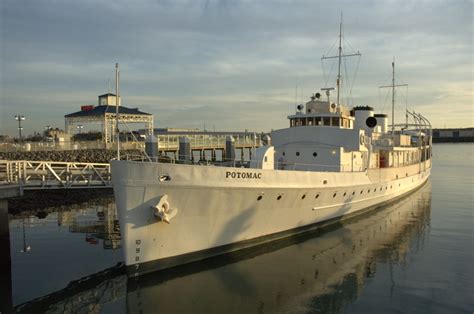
[111,159,431,277]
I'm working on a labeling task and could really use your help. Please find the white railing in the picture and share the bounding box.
[0,160,112,189]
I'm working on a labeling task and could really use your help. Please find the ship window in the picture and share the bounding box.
[301,194,306,200]
[352,191,355,196]
[373,188,376,192]
[360,190,363,194]
[313,152,318,157]
[257,195,263,201]
[333,193,337,198]
[380,187,382,191]
[323,117,330,126]
[301,118,307,126]
[315,194,320,199]
[296,152,300,156]
[331,117,340,126]
[277,195,282,200]
[315,117,322,125]
[282,152,285,156]
[367,189,370,193]
[323,180,327,184]
[264,156,268,162]
[343,192,347,197]
[308,119,313,126]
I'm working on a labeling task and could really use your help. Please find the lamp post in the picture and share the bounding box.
[14,115,25,141]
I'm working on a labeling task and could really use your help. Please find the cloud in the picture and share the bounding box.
[1,0,472,135]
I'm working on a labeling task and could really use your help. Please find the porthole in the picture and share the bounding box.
[343,192,347,197]
[313,152,318,157]
[315,194,320,199]
[360,190,363,194]
[257,195,263,201]
[367,189,370,193]
[301,194,306,200]
[323,180,327,184]
[282,152,285,156]
[380,187,382,191]
[390,185,393,189]
[385,186,388,190]
[406,173,408,177]
[352,191,355,196]
[296,152,300,156]
[373,188,376,192]
[277,195,282,200]
[333,193,337,198]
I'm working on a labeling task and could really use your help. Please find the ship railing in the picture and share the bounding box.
[121,154,362,172]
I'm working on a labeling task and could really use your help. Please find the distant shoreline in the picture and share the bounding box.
[433,138,474,143]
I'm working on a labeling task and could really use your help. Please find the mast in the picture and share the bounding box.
[379,59,407,145]
[115,63,120,160]
[391,58,395,139]
[321,14,360,106]
[336,14,343,106]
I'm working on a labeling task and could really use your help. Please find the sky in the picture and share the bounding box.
[1,0,473,137]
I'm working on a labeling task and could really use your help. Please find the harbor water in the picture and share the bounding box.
[3,143,473,313]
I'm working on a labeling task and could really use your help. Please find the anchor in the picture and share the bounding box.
[151,195,178,224]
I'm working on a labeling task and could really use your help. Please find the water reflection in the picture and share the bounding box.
[8,196,123,309]
[127,182,431,313]
[12,182,431,313]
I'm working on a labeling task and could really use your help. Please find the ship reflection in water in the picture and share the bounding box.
[12,183,431,313]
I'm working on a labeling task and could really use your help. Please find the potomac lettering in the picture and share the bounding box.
[226,171,262,179]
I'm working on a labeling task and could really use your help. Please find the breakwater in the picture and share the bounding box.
[0,149,145,163]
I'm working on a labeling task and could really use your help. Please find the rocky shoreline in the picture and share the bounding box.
[0,149,145,163]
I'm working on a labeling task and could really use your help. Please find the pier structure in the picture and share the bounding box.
[153,128,261,162]
[64,93,154,144]
[0,160,112,190]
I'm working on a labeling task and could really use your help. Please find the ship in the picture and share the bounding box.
[111,20,432,277]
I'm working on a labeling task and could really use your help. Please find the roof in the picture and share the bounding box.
[65,105,152,118]
[98,93,116,97]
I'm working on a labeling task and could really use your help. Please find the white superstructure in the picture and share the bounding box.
[111,21,432,277]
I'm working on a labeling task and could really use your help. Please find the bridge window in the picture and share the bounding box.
[323,117,330,126]
[331,117,340,127]
[315,117,322,125]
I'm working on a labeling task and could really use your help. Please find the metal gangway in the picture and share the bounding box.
[0,160,112,190]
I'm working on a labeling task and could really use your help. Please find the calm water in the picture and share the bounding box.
[2,143,473,313]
